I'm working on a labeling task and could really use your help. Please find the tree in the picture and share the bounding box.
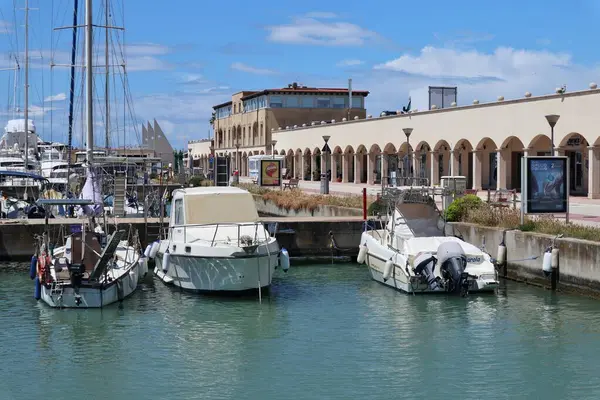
[209,111,216,127]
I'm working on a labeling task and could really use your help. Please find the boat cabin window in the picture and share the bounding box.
[174,199,184,225]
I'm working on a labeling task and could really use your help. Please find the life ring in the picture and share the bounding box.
[37,251,51,284]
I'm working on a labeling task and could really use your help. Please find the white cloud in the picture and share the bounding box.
[126,55,173,72]
[304,12,338,19]
[124,43,170,56]
[266,15,379,46]
[44,93,67,102]
[337,59,363,67]
[374,46,571,80]
[231,62,277,75]
[363,46,600,113]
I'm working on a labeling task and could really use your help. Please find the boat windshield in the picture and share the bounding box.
[390,202,445,238]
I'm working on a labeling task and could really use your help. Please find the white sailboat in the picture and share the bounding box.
[357,187,499,296]
[31,0,148,308]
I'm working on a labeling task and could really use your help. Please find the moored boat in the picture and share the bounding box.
[152,186,289,293]
[358,187,498,296]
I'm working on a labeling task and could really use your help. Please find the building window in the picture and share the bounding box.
[316,97,331,108]
[300,96,313,108]
[351,96,362,109]
[258,96,267,109]
[174,199,184,225]
[333,97,346,109]
[286,96,299,108]
[270,95,283,108]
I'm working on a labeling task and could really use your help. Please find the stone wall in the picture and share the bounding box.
[253,195,363,218]
[451,222,600,295]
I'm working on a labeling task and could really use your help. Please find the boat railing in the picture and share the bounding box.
[169,221,272,248]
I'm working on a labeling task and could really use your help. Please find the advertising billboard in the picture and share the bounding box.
[259,159,281,187]
[525,156,568,214]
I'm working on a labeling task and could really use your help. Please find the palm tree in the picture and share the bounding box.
[209,111,216,127]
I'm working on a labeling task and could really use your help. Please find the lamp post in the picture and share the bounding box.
[235,141,240,172]
[321,135,331,194]
[271,139,277,159]
[545,114,560,156]
[403,128,413,183]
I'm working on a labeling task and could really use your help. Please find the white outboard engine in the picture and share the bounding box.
[413,252,442,291]
[436,241,469,295]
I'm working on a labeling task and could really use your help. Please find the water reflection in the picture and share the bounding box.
[4,265,600,399]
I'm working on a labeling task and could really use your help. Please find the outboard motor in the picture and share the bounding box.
[413,252,442,291]
[436,241,469,295]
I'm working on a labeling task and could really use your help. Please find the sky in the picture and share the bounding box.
[0,0,599,150]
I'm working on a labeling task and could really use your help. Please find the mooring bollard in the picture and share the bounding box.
[497,232,507,278]
[551,247,559,291]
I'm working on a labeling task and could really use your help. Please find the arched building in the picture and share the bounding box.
[270,87,600,199]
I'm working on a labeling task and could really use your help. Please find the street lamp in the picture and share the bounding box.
[235,141,240,173]
[545,114,560,156]
[403,128,413,180]
[271,139,277,159]
[321,135,331,194]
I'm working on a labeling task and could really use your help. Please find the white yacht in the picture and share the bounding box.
[357,187,498,296]
[153,186,288,293]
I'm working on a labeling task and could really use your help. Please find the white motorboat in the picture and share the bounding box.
[152,186,289,293]
[357,187,499,296]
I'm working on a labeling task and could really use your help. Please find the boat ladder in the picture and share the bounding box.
[49,281,64,305]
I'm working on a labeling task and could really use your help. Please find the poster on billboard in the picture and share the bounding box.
[259,159,281,187]
[524,156,568,214]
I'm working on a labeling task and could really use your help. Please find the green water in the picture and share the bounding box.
[2,263,600,400]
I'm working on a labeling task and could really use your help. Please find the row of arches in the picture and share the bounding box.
[273,132,598,196]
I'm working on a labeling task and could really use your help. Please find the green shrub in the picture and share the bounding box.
[445,194,483,222]
[367,198,385,216]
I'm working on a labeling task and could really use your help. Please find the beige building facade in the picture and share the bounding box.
[269,87,600,199]
[208,83,369,175]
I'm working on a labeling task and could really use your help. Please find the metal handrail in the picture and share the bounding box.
[169,221,273,248]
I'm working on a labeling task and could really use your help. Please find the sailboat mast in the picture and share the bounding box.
[85,0,93,164]
[104,0,109,151]
[67,0,78,169]
[24,0,29,170]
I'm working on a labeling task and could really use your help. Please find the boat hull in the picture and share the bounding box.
[40,258,147,308]
[154,252,279,292]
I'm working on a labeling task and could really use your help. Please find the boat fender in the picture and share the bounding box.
[29,256,37,280]
[149,241,160,259]
[280,248,290,272]
[383,259,394,282]
[162,250,171,273]
[542,250,552,276]
[357,244,368,264]
[551,248,559,269]
[497,243,506,266]
[143,244,152,258]
[34,276,41,300]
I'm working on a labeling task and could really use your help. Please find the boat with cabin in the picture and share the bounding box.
[357,187,499,296]
[152,186,289,293]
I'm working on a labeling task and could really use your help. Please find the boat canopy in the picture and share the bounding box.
[177,187,259,225]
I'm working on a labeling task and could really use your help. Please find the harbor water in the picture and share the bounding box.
[2,262,600,400]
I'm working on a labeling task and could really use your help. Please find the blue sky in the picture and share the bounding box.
[0,0,598,150]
